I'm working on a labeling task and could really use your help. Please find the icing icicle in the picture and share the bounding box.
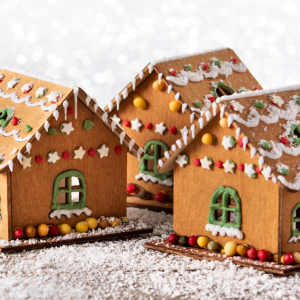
[115,94,121,110]
[63,100,68,120]
[250,147,257,159]
[44,120,50,132]
[236,127,241,140]
[168,85,173,94]
[199,118,204,129]
[191,124,196,139]
[119,131,125,145]
[26,142,32,154]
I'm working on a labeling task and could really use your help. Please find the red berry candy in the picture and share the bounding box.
[256,166,262,174]
[247,248,258,259]
[193,159,201,166]
[127,184,136,194]
[13,228,23,239]
[168,233,179,244]
[232,57,237,64]
[280,137,289,144]
[258,249,270,261]
[216,160,223,168]
[145,123,152,129]
[188,236,198,247]
[67,108,74,114]
[62,152,70,160]
[171,70,177,76]
[208,96,215,103]
[238,138,248,148]
[254,87,260,91]
[11,116,19,126]
[202,64,208,70]
[88,149,96,156]
[49,225,59,237]
[123,120,130,127]
[0,77,3,83]
[35,156,44,163]
[284,253,295,265]
[238,164,244,171]
[115,146,122,153]
[170,126,177,135]
[155,192,167,203]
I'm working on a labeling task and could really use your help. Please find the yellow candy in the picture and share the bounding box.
[219,118,228,128]
[201,133,213,145]
[197,236,209,248]
[281,255,285,264]
[109,218,120,228]
[99,219,109,229]
[133,95,147,109]
[25,225,36,238]
[37,224,49,237]
[75,221,89,233]
[85,217,98,230]
[292,251,300,264]
[153,80,165,91]
[221,249,225,254]
[59,224,71,235]
[169,100,182,112]
[224,242,237,257]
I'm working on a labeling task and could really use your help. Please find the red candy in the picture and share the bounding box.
[188,236,198,247]
[193,159,201,167]
[238,138,248,148]
[88,149,96,156]
[127,184,136,194]
[171,70,177,76]
[170,126,177,135]
[284,253,295,265]
[67,108,74,114]
[280,137,289,144]
[13,228,23,239]
[202,64,208,70]
[247,248,258,259]
[258,249,270,261]
[115,146,122,153]
[11,116,19,126]
[216,160,223,168]
[49,225,59,237]
[155,192,167,203]
[123,120,130,127]
[0,77,3,83]
[254,87,260,91]
[145,123,152,129]
[238,164,244,171]
[208,96,215,103]
[62,152,70,160]
[35,156,44,163]
[232,57,237,64]
[256,166,262,174]
[168,233,179,244]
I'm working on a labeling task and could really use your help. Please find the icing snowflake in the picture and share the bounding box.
[244,163,256,178]
[222,136,236,150]
[74,146,86,160]
[47,91,63,103]
[180,126,189,136]
[21,82,33,94]
[175,154,188,167]
[200,157,213,170]
[111,114,121,127]
[7,77,20,89]
[155,122,166,135]
[97,144,109,158]
[21,156,32,169]
[231,101,244,113]
[131,118,142,132]
[223,160,235,173]
[61,122,74,135]
[270,95,284,107]
[262,166,272,181]
[35,87,48,98]
[48,151,60,164]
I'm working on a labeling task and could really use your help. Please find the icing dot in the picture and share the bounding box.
[62,152,70,160]
[35,155,43,163]
[88,149,96,156]
[170,126,177,135]
[115,146,122,154]
[216,160,223,168]
[193,159,201,166]
[123,120,130,127]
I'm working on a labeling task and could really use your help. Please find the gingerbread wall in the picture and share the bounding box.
[10,97,127,233]
[0,171,12,240]
[173,114,280,259]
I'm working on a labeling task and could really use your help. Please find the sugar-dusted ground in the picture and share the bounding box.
[0,208,298,299]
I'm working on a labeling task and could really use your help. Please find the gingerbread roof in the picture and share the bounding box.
[104,48,261,123]
[157,84,300,191]
[0,67,140,173]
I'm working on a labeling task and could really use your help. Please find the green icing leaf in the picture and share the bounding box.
[49,128,57,135]
[229,160,236,167]
[262,141,270,150]
[82,120,94,131]
[214,60,221,67]
[228,136,237,147]
[211,135,216,144]
[194,101,201,108]
[0,159,3,164]
[207,157,214,168]
[185,64,192,71]
[294,137,300,146]
[280,168,290,175]
[25,124,32,133]
[296,97,300,104]
[184,155,189,162]
[254,101,265,109]
[0,108,14,128]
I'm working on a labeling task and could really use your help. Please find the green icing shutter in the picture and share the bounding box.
[291,203,300,236]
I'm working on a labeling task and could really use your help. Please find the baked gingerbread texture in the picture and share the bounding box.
[157,83,300,263]
[0,67,141,241]
[105,47,262,209]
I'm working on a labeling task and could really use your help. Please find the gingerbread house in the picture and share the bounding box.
[155,84,300,263]
[104,48,262,211]
[0,67,145,243]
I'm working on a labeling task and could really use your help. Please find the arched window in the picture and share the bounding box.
[138,140,172,181]
[208,186,241,229]
[291,204,300,236]
[51,170,87,211]
[213,82,236,98]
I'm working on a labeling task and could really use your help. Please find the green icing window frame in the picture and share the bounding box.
[138,140,172,181]
[0,108,14,128]
[208,186,242,229]
[213,82,236,98]
[291,203,300,236]
[51,170,87,210]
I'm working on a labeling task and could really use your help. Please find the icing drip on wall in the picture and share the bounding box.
[236,127,241,140]
[63,100,68,120]
[115,94,121,110]
[119,131,125,145]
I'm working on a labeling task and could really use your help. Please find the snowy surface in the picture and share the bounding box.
[0,207,299,299]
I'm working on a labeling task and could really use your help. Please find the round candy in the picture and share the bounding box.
[49,225,59,237]
[224,241,237,257]
[67,108,74,114]
[197,236,209,248]
[75,221,89,233]
[35,155,44,163]
[59,224,71,235]
[207,241,219,251]
[202,63,208,70]
[133,96,147,109]
[188,235,198,247]
[37,224,49,237]
[280,137,289,144]
[99,219,109,229]
[236,244,249,256]
[178,236,189,247]
[171,70,177,76]
[292,251,300,264]
[155,192,167,203]
[247,248,258,259]
[232,57,237,64]
[153,80,165,91]
[219,118,228,128]
[256,166,262,174]
[115,146,122,154]
[257,249,270,261]
[208,96,215,103]
[216,160,223,168]
[127,184,136,194]
[168,233,179,244]
[283,253,294,265]
[12,116,19,126]
[88,149,96,156]
[145,123,152,129]
[193,159,201,167]
[238,164,244,171]
[62,151,70,160]
[25,225,36,238]
[169,100,182,112]
[109,218,120,228]
[238,138,248,148]
[123,120,130,127]
[169,126,177,135]
[85,217,98,230]
[138,190,148,200]
[201,133,213,145]
[13,228,23,239]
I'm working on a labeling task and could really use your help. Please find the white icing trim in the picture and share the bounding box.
[182,103,187,113]
[137,147,144,162]
[167,85,173,94]
[49,207,92,220]
[128,139,135,151]
[135,173,173,187]
[0,128,32,142]
[63,100,68,121]
[206,223,244,240]
[236,127,241,140]
[35,131,41,141]
[119,131,125,145]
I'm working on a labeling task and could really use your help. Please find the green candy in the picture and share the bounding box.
[184,155,189,163]
[25,124,32,133]
[214,60,221,67]
[194,101,201,108]
[82,120,94,131]
[0,108,14,128]
[211,135,216,144]
[296,97,300,104]
[254,101,265,109]
[185,64,192,71]
[262,141,270,150]
[49,128,57,135]
[178,236,189,247]
[280,168,290,175]
[294,138,300,146]
[138,190,148,200]
[228,136,236,147]
[207,241,219,251]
